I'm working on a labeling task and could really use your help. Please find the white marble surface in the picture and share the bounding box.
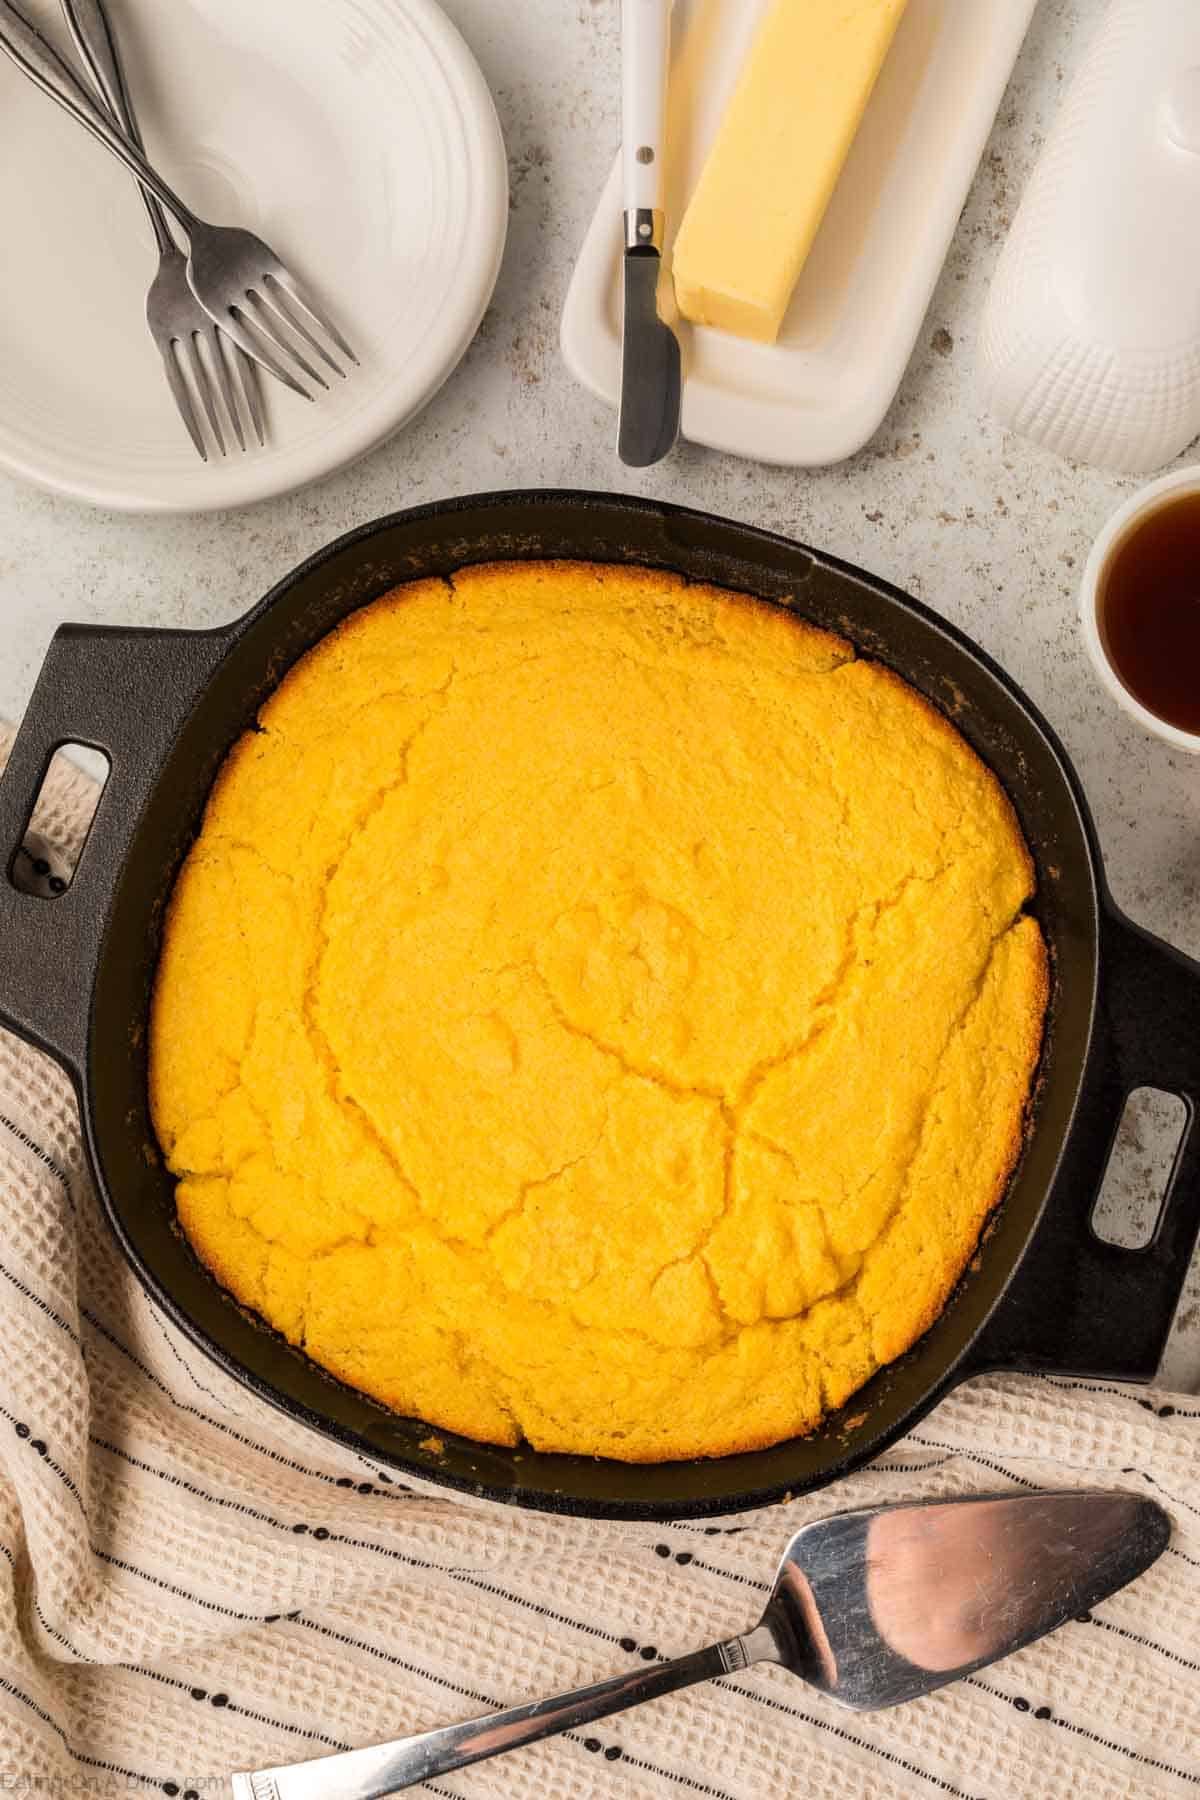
[0,0,1196,1386]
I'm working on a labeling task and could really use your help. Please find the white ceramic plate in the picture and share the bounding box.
[0,0,507,512]
[561,0,1036,467]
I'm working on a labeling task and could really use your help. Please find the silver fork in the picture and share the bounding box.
[59,0,261,458]
[0,0,356,404]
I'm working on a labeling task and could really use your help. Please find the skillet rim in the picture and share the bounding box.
[81,488,1105,1519]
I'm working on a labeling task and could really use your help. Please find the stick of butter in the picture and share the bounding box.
[672,0,910,343]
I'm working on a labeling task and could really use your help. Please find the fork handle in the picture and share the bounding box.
[230,1636,767,1798]
[0,0,197,233]
[59,0,174,255]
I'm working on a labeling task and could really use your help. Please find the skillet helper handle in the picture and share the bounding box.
[1099,908,1200,1306]
[622,0,670,246]
[0,624,226,1077]
[970,908,1200,1382]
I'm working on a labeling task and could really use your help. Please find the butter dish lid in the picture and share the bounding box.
[978,0,1200,474]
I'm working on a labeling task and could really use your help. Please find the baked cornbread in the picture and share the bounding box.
[150,561,1048,1461]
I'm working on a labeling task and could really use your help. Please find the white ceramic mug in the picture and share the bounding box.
[1079,465,1200,754]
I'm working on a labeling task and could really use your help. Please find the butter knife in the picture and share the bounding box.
[617,0,681,467]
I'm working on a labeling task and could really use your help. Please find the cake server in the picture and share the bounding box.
[617,0,681,467]
[230,1489,1169,1797]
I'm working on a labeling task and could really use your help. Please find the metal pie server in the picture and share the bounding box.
[617,0,681,467]
[230,1489,1169,1797]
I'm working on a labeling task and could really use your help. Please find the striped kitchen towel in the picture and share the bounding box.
[0,731,1197,1800]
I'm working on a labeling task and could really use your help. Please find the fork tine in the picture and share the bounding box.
[207,327,245,452]
[264,268,357,366]
[160,339,208,461]
[220,304,315,399]
[259,274,344,377]
[185,331,226,455]
[243,289,329,390]
[232,342,265,446]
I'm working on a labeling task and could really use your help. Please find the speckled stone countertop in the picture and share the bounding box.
[0,0,1196,1385]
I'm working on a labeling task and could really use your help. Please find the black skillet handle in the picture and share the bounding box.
[967,906,1200,1383]
[0,623,227,1078]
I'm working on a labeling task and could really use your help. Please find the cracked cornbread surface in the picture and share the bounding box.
[150,560,1048,1461]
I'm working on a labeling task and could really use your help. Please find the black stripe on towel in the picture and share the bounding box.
[967,1677,1200,1785]
[2,1539,460,1795]
[0,1113,72,1190]
[0,1397,87,1517]
[613,1746,739,1799]
[1121,1465,1200,1522]
[903,1436,1041,1490]
[0,1674,154,1785]
[82,1306,413,1496]
[1045,1378,1200,1420]
[912,1426,1200,1530]
[148,1305,229,1405]
[734,1678,986,1800]
[95,1436,635,1660]
[0,1539,84,1662]
[1089,1611,1200,1673]
[147,1303,392,1492]
[0,1257,81,1347]
[91,1546,265,1623]
[91,1434,456,1577]
[135,1665,350,1752]
[668,1556,769,1593]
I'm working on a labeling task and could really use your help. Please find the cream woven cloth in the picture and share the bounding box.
[1,734,1198,1800]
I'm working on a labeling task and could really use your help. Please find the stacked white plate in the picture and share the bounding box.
[0,0,507,511]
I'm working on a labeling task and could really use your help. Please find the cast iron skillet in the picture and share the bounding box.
[1,491,1198,1521]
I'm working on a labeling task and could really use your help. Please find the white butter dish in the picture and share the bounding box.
[979,0,1200,474]
[562,0,1037,468]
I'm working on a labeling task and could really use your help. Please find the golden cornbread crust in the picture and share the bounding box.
[150,561,1048,1462]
